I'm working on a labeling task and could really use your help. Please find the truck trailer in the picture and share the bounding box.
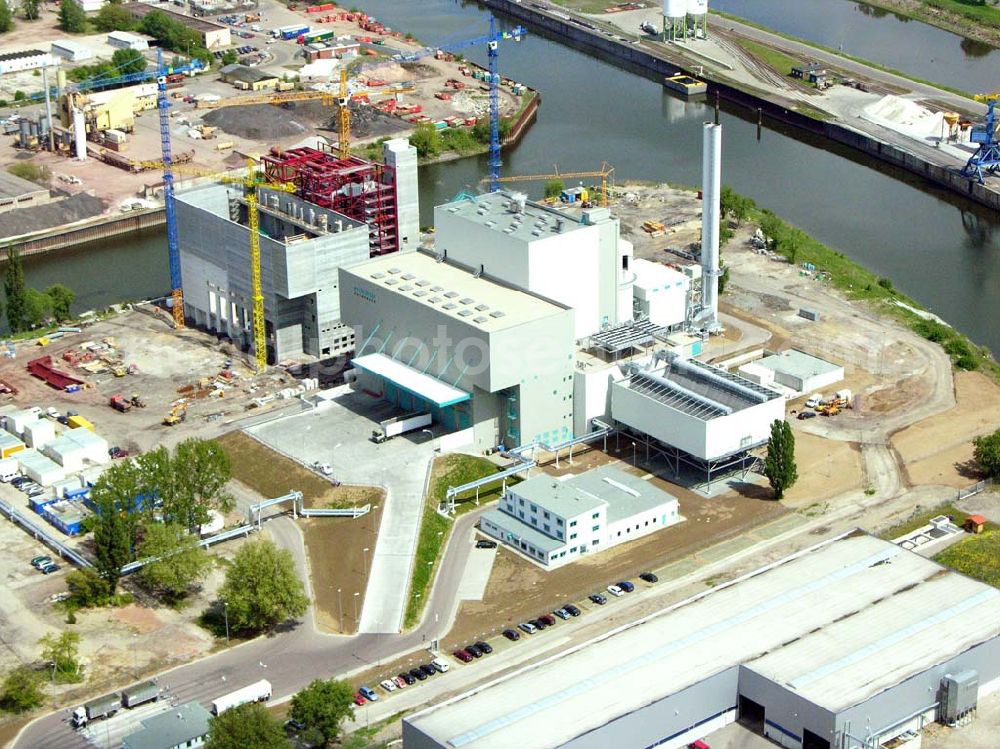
[122,680,160,708]
[371,412,432,443]
[210,678,272,715]
[72,692,121,728]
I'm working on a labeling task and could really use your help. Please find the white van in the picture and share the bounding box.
[0,458,19,482]
[805,394,822,409]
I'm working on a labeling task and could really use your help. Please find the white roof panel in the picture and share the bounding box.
[352,353,470,408]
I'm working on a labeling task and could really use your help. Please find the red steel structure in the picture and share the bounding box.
[261,146,399,256]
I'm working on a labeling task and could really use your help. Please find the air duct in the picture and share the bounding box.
[669,355,770,404]
[634,369,732,415]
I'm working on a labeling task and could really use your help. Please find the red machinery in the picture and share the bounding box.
[261,147,399,256]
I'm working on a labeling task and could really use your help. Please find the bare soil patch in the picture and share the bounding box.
[783,430,863,505]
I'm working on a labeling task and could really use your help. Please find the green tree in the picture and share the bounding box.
[218,539,308,634]
[65,568,113,608]
[23,287,52,328]
[973,428,1000,479]
[45,284,75,321]
[4,247,27,334]
[717,260,730,295]
[38,631,83,683]
[205,702,289,749]
[137,522,212,601]
[19,0,38,20]
[221,49,238,66]
[111,48,147,76]
[57,0,86,32]
[90,460,146,594]
[763,419,798,500]
[170,438,233,531]
[0,0,14,33]
[290,678,354,745]
[410,123,441,159]
[0,666,44,712]
[93,2,134,32]
[544,178,564,200]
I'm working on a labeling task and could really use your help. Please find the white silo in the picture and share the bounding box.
[687,0,708,39]
[663,0,687,41]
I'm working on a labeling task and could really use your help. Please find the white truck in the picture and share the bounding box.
[371,412,432,444]
[72,692,121,728]
[210,679,272,715]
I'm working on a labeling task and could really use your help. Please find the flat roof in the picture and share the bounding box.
[345,250,569,333]
[632,258,689,291]
[352,353,470,408]
[17,449,61,472]
[0,49,47,62]
[123,702,211,749]
[51,40,91,52]
[438,190,593,244]
[757,349,843,379]
[511,466,676,523]
[0,171,48,201]
[406,533,1000,749]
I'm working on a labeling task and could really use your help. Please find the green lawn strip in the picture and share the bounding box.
[403,455,510,628]
[733,38,801,79]
[864,0,1000,33]
[712,9,976,99]
[877,503,972,540]
[935,530,1000,588]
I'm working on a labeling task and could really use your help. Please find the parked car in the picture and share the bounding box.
[31,555,52,570]
[453,649,473,663]
[313,461,333,475]
[639,572,659,584]
[464,644,483,658]
[353,692,366,706]
[379,679,397,692]
[10,476,27,488]
[410,667,427,681]
[589,593,607,605]
[284,718,306,733]
[538,614,556,627]
[607,584,624,597]
[398,672,415,685]
[474,641,493,654]
[502,628,521,641]
[553,608,571,620]
[358,686,378,702]
[40,561,60,574]
[517,621,537,635]
[617,581,635,593]
[475,538,498,549]
[530,618,547,631]
[394,676,408,689]
[419,664,437,677]
[688,741,710,749]
[797,411,817,420]
[563,604,582,617]
[26,486,44,498]
[431,658,450,673]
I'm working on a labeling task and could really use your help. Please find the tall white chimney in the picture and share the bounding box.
[700,121,721,330]
[72,108,87,162]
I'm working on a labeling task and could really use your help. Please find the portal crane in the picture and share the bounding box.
[961,90,1000,184]
[392,17,527,192]
[490,163,616,207]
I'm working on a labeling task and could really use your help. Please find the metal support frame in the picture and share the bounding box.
[487,17,502,193]
[961,100,1000,184]
[156,49,184,328]
[247,189,266,371]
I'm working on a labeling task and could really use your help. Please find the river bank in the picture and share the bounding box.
[858,0,1000,48]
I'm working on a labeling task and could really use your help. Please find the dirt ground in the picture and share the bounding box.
[302,501,385,635]
[782,429,863,505]
[893,371,1000,488]
[443,456,786,650]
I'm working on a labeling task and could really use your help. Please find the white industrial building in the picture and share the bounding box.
[631,258,689,328]
[50,40,93,62]
[0,50,55,75]
[740,349,845,395]
[74,0,105,11]
[479,465,681,568]
[107,31,150,51]
[404,532,999,749]
[23,419,55,449]
[3,408,39,437]
[17,449,65,486]
[44,428,109,471]
[433,192,634,340]
[339,249,576,450]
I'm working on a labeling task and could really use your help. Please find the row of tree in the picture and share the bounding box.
[0,632,82,714]
[3,248,76,333]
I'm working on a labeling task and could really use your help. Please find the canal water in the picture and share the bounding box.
[712,0,1000,94]
[29,0,1000,356]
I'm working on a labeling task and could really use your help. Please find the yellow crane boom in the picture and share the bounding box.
[488,163,616,207]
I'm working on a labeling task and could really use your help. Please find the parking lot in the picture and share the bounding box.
[248,386,439,634]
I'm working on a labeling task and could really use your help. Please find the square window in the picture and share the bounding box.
[570,533,577,540]
[570,520,577,527]
[531,504,537,513]
[518,511,524,519]
[543,511,550,519]
[592,525,600,532]
[592,512,599,519]
[519,498,524,506]
[556,518,563,526]
[543,524,550,533]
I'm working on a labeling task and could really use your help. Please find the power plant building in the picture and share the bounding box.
[433,192,634,340]
[339,249,576,450]
[403,532,1000,749]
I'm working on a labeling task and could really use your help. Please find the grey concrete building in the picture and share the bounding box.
[0,171,51,214]
[122,701,210,749]
[339,250,575,450]
[403,532,1000,749]
[176,183,369,361]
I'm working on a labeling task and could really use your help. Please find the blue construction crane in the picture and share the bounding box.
[32,58,206,102]
[394,17,526,192]
[961,91,1000,184]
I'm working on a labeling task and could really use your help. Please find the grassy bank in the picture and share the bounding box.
[877,503,972,540]
[862,0,1000,39]
[935,530,1000,588]
[712,9,976,100]
[403,454,506,628]
[733,38,800,78]
[748,205,1000,380]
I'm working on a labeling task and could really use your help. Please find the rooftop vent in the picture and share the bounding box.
[490,310,506,319]
[416,279,430,287]
[474,316,489,324]
[444,291,459,299]
[458,309,473,317]
[370,272,385,279]
[485,220,497,228]
[388,267,402,274]
[443,302,457,310]
[475,304,489,312]
[431,286,444,292]
[401,273,416,281]
[531,229,542,237]
[399,285,412,292]
[386,278,399,286]
[428,296,441,304]
[460,297,474,305]
[414,290,428,297]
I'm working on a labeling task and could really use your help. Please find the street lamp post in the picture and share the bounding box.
[223,601,230,644]
[363,547,369,578]
[631,441,637,467]
[353,591,360,626]
[131,633,138,678]
[370,505,378,535]
[337,587,343,630]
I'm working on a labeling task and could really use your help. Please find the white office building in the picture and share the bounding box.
[631,258,690,328]
[479,465,681,568]
[107,31,150,51]
[0,50,54,75]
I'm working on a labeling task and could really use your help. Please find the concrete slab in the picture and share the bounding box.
[456,544,496,602]
[753,513,809,539]
[249,389,437,634]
